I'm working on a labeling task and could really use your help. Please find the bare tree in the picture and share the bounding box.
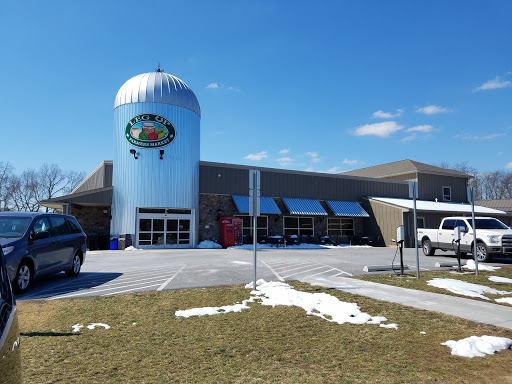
[0,162,14,211]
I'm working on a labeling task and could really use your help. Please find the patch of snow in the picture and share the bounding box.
[229,243,330,250]
[495,297,512,305]
[72,324,83,333]
[441,335,512,358]
[177,280,392,328]
[132,322,137,326]
[232,261,251,265]
[379,323,398,330]
[87,323,111,330]
[489,276,512,283]
[420,331,426,335]
[124,246,141,251]
[197,240,223,249]
[464,259,501,271]
[427,278,512,300]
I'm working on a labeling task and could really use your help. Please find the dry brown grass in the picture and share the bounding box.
[18,282,512,383]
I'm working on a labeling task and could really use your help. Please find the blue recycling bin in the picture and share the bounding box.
[109,237,118,250]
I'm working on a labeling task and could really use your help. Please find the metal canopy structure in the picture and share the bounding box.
[282,197,327,216]
[326,200,369,217]
[232,195,281,214]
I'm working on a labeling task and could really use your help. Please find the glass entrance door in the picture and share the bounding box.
[137,209,192,248]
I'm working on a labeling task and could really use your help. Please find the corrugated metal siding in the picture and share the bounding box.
[199,163,410,200]
[74,161,113,193]
[111,103,200,236]
[326,200,369,217]
[417,173,468,202]
[282,197,328,215]
[232,195,281,214]
[364,198,406,247]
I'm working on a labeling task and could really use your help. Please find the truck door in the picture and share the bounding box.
[438,219,456,249]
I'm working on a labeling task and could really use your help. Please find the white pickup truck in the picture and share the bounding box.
[417,216,512,262]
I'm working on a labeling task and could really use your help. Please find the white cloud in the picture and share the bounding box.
[454,133,505,140]
[372,109,403,119]
[416,105,450,115]
[244,151,268,161]
[342,158,359,165]
[400,134,417,142]
[406,124,433,133]
[506,162,512,169]
[303,167,314,172]
[353,121,403,138]
[317,166,341,174]
[206,83,242,92]
[277,157,293,165]
[306,152,320,163]
[279,149,290,154]
[206,82,219,89]
[474,76,512,92]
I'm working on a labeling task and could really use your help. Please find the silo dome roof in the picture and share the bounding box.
[114,71,201,117]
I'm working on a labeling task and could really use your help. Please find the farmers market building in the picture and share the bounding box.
[40,71,508,249]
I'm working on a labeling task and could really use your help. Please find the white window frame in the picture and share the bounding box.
[442,186,452,201]
[283,216,314,237]
[234,215,268,236]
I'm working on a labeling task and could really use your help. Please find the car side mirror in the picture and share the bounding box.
[34,231,50,240]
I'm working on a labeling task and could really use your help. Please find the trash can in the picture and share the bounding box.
[109,237,118,250]
[118,237,126,250]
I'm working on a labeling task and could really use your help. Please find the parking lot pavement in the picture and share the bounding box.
[17,246,511,300]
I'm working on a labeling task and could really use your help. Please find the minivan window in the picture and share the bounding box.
[66,217,83,234]
[32,217,51,235]
[0,217,32,238]
[49,217,71,237]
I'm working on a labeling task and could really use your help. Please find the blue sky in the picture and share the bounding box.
[1,0,511,178]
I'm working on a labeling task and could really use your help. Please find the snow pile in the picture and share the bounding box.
[176,280,395,328]
[197,240,223,249]
[495,297,512,305]
[441,335,512,358]
[464,259,501,271]
[379,323,398,330]
[427,278,512,300]
[72,323,110,332]
[125,246,141,251]
[489,276,512,284]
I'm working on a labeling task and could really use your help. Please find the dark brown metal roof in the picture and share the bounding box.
[475,199,512,213]
[339,159,471,179]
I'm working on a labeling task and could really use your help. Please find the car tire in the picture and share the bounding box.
[476,242,491,263]
[422,239,435,256]
[14,260,32,295]
[65,253,82,277]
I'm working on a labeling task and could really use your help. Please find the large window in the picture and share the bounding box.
[235,215,268,236]
[442,186,451,201]
[284,216,313,237]
[327,218,354,236]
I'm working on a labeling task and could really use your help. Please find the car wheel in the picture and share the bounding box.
[476,242,491,263]
[422,239,435,256]
[14,261,32,294]
[65,253,82,277]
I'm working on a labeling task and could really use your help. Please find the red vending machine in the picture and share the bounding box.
[220,217,243,248]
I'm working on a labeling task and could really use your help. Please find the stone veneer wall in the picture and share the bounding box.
[69,205,111,249]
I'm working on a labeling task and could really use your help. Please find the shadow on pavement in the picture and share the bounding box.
[16,272,123,301]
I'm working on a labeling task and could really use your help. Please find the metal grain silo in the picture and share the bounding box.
[111,70,201,248]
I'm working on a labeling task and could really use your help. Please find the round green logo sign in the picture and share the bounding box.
[125,114,176,149]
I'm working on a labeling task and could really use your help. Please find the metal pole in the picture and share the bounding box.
[253,213,257,290]
[413,191,420,278]
[471,189,479,276]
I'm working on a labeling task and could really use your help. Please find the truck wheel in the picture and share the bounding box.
[422,239,435,256]
[476,242,491,262]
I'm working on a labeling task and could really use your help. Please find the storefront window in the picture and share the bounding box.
[284,216,313,237]
[235,215,268,236]
[327,218,354,236]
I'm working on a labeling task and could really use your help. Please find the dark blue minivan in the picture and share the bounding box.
[0,212,87,294]
[0,246,21,382]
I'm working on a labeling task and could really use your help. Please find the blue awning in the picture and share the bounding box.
[232,195,281,214]
[282,197,327,216]
[326,200,369,217]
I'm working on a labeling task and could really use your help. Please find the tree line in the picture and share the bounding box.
[438,161,512,201]
[0,162,85,212]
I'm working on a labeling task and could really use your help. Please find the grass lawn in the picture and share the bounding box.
[355,265,512,305]
[18,282,512,384]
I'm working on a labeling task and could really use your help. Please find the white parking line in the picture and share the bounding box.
[282,265,329,276]
[260,260,284,281]
[103,283,163,296]
[157,266,185,291]
[302,267,338,278]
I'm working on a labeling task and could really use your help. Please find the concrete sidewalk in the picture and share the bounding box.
[306,275,512,330]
